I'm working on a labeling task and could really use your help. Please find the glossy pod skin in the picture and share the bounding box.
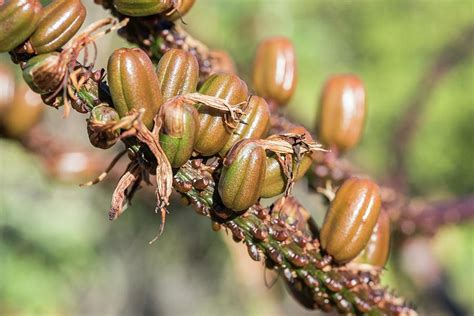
[0,0,42,53]
[87,104,121,149]
[219,95,271,156]
[30,0,86,54]
[113,0,174,17]
[107,48,163,129]
[316,75,366,153]
[252,37,297,106]
[320,178,382,264]
[353,209,391,267]
[155,48,199,102]
[22,52,64,94]
[218,140,266,212]
[194,73,248,156]
[260,127,314,198]
[166,0,195,21]
[159,100,199,168]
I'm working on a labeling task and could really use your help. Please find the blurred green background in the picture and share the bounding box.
[1,0,473,315]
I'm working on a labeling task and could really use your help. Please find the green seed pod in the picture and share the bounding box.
[30,0,86,54]
[159,100,199,168]
[252,36,297,107]
[320,178,382,264]
[194,73,248,156]
[166,0,195,21]
[107,48,163,129]
[261,127,314,198]
[0,0,42,53]
[22,52,65,94]
[316,74,366,153]
[113,0,174,17]
[156,48,199,102]
[353,209,390,267]
[219,95,271,156]
[218,140,266,211]
[87,104,120,149]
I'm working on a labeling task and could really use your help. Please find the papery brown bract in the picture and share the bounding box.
[113,0,174,16]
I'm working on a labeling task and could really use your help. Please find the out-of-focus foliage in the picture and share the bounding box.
[0,1,473,315]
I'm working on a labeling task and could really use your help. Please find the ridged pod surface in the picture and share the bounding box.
[166,0,195,21]
[87,104,120,149]
[252,36,297,106]
[260,127,314,198]
[353,209,390,267]
[107,48,163,129]
[218,140,266,211]
[0,0,42,53]
[194,73,248,156]
[159,100,199,168]
[317,74,366,152]
[22,53,64,94]
[219,95,271,156]
[156,48,199,102]
[113,0,174,17]
[320,178,382,264]
[30,0,86,54]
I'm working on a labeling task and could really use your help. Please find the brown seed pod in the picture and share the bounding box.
[252,36,297,107]
[113,0,174,17]
[0,65,16,115]
[194,73,248,156]
[320,177,382,264]
[30,0,86,54]
[87,104,121,149]
[22,52,65,95]
[155,48,199,102]
[316,74,367,153]
[165,0,195,21]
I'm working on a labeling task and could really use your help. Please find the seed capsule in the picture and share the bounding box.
[0,0,42,53]
[159,99,199,168]
[261,127,314,198]
[30,0,86,54]
[252,36,297,107]
[218,140,266,211]
[155,49,199,102]
[165,0,195,21]
[194,73,248,156]
[316,74,366,152]
[219,96,271,156]
[113,0,174,17]
[353,209,391,267]
[22,52,65,94]
[107,48,163,129]
[87,104,121,149]
[320,178,382,264]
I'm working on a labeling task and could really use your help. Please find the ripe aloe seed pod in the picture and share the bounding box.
[0,0,42,53]
[320,177,382,264]
[22,52,65,94]
[166,0,195,21]
[1,83,44,139]
[0,65,15,115]
[159,100,199,168]
[260,127,314,198]
[107,48,163,129]
[155,48,199,102]
[218,140,266,211]
[353,209,391,267]
[87,104,121,149]
[29,0,86,54]
[219,95,271,156]
[252,36,297,107]
[113,0,174,17]
[316,74,367,153]
[194,73,248,156]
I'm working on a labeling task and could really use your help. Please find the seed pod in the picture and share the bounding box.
[155,48,199,102]
[353,209,390,267]
[166,0,195,21]
[0,0,42,53]
[113,0,174,17]
[209,50,236,74]
[159,100,199,168]
[316,75,366,152]
[29,0,86,54]
[107,48,163,129]
[1,83,44,138]
[87,104,120,149]
[252,36,297,106]
[261,127,314,198]
[218,140,266,211]
[320,178,382,264]
[22,52,65,94]
[219,96,271,156]
[0,65,15,115]
[194,73,248,156]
